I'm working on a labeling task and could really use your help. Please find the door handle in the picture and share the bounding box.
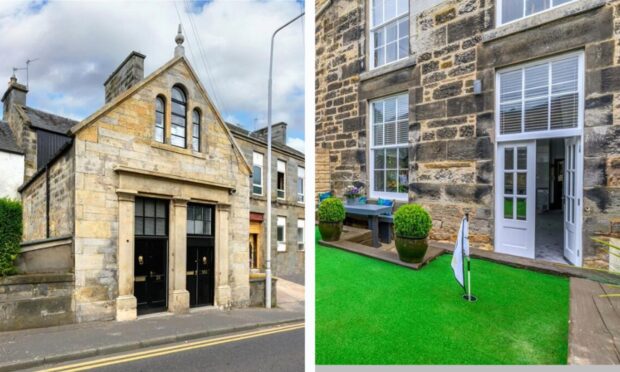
[202,256,207,265]
[138,255,144,266]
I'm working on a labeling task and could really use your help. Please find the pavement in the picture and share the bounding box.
[31,324,304,372]
[0,283,304,372]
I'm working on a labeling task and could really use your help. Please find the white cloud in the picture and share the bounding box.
[287,136,305,152]
[0,0,305,138]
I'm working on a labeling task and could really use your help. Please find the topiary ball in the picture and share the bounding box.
[318,198,346,223]
[393,204,432,239]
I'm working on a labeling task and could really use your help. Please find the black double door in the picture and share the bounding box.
[186,236,215,307]
[134,237,168,315]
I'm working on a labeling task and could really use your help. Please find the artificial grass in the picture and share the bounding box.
[315,242,570,365]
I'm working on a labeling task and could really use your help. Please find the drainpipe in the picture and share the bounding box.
[266,11,305,309]
[45,165,50,238]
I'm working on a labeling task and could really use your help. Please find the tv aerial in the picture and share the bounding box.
[12,58,39,89]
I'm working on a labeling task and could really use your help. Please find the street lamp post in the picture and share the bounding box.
[266,11,304,309]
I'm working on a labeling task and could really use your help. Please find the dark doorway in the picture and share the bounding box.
[134,197,169,315]
[186,204,215,307]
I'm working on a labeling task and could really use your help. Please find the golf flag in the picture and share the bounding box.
[451,216,469,288]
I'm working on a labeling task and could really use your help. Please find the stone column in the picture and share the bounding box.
[215,203,232,308]
[169,197,190,313]
[116,190,137,321]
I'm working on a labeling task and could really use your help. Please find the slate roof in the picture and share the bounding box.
[225,122,304,159]
[21,106,77,134]
[0,121,22,155]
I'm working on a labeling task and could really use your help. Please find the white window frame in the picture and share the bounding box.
[252,152,264,196]
[277,160,286,200]
[495,51,584,143]
[297,219,305,251]
[297,166,305,203]
[277,216,286,252]
[368,0,409,70]
[369,93,409,201]
[497,0,578,27]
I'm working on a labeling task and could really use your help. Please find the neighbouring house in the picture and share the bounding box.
[316,0,620,269]
[2,28,254,326]
[227,122,305,283]
[0,119,23,199]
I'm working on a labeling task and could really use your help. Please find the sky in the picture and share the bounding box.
[0,0,305,151]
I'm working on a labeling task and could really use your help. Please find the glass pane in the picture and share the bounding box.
[172,87,186,102]
[397,94,408,120]
[386,22,397,44]
[504,172,514,194]
[386,42,397,63]
[502,0,524,23]
[517,173,527,195]
[193,110,200,124]
[171,123,186,136]
[187,218,194,234]
[516,198,527,220]
[374,46,385,67]
[172,101,186,116]
[571,199,575,224]
[135,217,143,235]
[193,124,200,138]
[550,93,578,129]
[374,170,385,192]
[374,124,384,146]
[155,127,164,143]
[552,57,578,93]
[397,0,408,14]
[384,98,396,122]
[156,218,165,236]
[135,198,144,216]
[524,98,549,132]
[504,148,514,170]
[144,217,155,235]
[195,220,203,235]
[386,170,397,192]
[385,0,396,20]
[253,185,262,195]
[372,0,383,26]
[398,170,408,193]
[398,147,408,168]
[195,207,203,221]
[398,18,408,38]
[156,98,164,112]
[398,38,408,60]
[144,200,155,217]
[500,70,522,102]
[373,28,384,48]
[384,122,396,144]
[277,226,284,242]
[156,201,166,218]
[397,120,408,144]
[204,219,211,235]
[386,148,397,168]
[526,0,550,15]
[373,101,384,124]
[517,147,527,169]
[192,138,199,151]
[504,197,513,219]
[374,149,385,169]
[524,64,548,98]
[205,207,212,221]
[500,102,522,134]
[156,112,164,126]
[171,135,185,147]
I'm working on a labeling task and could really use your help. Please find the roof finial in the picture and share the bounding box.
[174,24,185,57]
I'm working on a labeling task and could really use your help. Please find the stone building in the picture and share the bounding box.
[0,120,23,199]
[4,29,253,324]
[227,122,306,283]
[316,0,620,269]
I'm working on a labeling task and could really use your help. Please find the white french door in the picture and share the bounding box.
[563,137,582,265]
[495,141,536,259]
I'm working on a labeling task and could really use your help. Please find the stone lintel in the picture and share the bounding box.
[114,165,235,191]
[217,203,232,212]
[172,196,191,206]
[116,189,138,201]
[422,161,474,169]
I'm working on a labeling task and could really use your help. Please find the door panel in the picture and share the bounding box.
[496,141,536,259]
[135,238,168,315]
[564,137,582,265]
[186,237,215,307]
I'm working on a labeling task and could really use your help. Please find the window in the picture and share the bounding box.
[277,160,286,199]
[297,166,305,203]
[171,86,187,148]
[252,152,263,195]
[499,0,575,25]
[370,0,409,68]
[135,198,168,236]
[497,53,582,138]
[154,97,165,143]
[277,216,286,252]
[370,94,409,200]
[187,204,213,235]
[297,219,305,251]
[192,109,200,152]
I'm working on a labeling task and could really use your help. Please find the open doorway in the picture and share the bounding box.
[535,138,568,264]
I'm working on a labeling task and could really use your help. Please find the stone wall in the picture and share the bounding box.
[72,58,251,322]
[21,169,47,241]
[232,133,305,278]
[0,273,74,331]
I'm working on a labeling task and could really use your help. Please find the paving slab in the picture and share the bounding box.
[0,307,303,371]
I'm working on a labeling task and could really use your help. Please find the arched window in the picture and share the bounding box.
[192,109,201,152]
[171,86,187,148]
[154,96,165,143]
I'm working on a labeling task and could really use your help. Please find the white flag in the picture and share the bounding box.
[451,217,469,288]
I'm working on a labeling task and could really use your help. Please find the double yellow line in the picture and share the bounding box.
[39,322,304,372]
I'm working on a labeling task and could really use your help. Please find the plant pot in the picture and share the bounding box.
[345,196,362,205]
[318,221,343,241]
[395,235,428,263]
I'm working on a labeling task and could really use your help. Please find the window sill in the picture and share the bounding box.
[150,141,206,159]
[360,55,417,82]
[483,0,606,43]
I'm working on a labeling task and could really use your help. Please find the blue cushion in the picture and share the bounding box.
[318,191,332,202]
[377,198,393,207]
[358,196,368,204]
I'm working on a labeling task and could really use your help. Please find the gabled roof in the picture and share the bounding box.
[0,120,22,155]
[18,106,77,135]
[69,55,251,175]
[225,122,304,160]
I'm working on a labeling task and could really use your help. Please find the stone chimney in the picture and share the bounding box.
[1,75,28,121]
[103,51,145,103]
[252,122,288,145]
